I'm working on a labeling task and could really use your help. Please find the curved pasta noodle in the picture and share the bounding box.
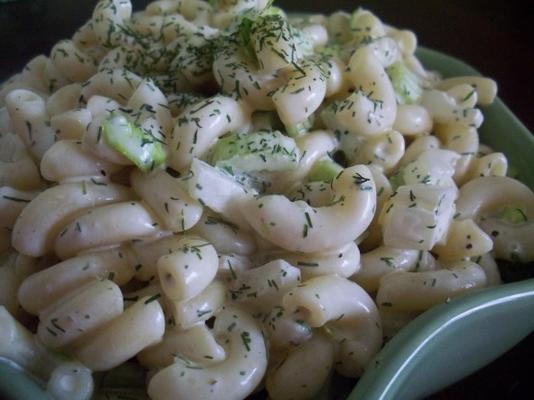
[242,165,376,253]
[127,78,173,134]
[187,158,254,228]
[275,241,360,280]
[147,306,267,400]
[351,9,386,44]
[12,181,132,257]
[421,88,483,129]
[228,259,301,311]
[436,76,497,106]
[272,130,337,192]
[85,95,120,116]
[349,130,405,173]
[359,165,393,251]
[475,253,501,286]
[191,211,256,255]
[72,20,107,63]
[352,246,420,293]
[397,135,440,169]
[328,45,397,137]
[54,201,160,259]
[325,11,351,44]
[82,112,132,165]
[396,148,459,188]
[138,323,225,369]
[323,57,346,98]
[0,73,45,108]
[50,40,97,83]
[168,24,218,88]
[376,261,487,312]
[40,140,121,183]
[73,296,165,371]
[287,181,333,207]
[131,168,203,233]
[211,0,269,28]
[0,306,64,381]
[393,104,432,136]
[123,284,162,308]
[379,184,457,251]
[365,37,400,68]
[212,35,286,110]
[5,89,57,160]
[79,69,142,106]
[47,362,94,400]
[271,59,327,128]
[262,306,312,350]
[43,58,70,94]
[0,251,28,318]
[266,332,334,400]
[157,237,219,301]
[92,0,133,48]
[166,279,226,329]
[283,275,382,377]
[217,250,252,270]
[433,219,493,263]
[130,234,186,281]
[434,124,478,183]
[50,109,93,141]
[18,247,136,315]
[18,55,52,95]
[46,83,82,116]
[0,133,43,190]
[478,216,534,262]
[466,152,508,180]
[455,176,534,221]
[0,187,38,230]
[387,28,417,56]
[37,279,123,349]
[168,95,251,171]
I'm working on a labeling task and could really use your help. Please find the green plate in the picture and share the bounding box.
[1,47,534,400]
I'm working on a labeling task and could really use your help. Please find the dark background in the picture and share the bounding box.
[0,0,532,398]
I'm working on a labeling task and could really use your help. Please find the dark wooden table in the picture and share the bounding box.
[1,0,532,398]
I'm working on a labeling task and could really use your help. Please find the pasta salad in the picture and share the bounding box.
[0,0,533,399]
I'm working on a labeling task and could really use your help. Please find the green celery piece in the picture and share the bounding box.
[286,116,314,138]
[211,130,299,172]
[386,61,423,105]
[308,156,343,182]
[497,206,528,224]
[102,113,166,172]
[389,170,406,190]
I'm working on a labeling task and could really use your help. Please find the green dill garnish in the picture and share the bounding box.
[380,257,395,267]
[241,331,251,351]
[144,293,161,304]
[196,309,212,318]
[296,261,319,267]
[1,195,31,203]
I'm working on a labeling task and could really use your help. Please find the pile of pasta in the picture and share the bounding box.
[1,1,533,399]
